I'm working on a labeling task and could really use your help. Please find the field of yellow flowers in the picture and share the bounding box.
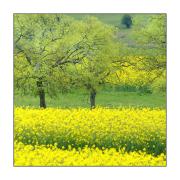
[14,107,166,166]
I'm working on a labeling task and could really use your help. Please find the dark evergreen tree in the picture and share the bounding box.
[121,14,133,28]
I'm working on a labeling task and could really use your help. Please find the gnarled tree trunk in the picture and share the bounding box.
[37,80,46,108]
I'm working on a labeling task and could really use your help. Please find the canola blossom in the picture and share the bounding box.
[15,107,166,153]
[14,107,166,166]
[14,142,166,166]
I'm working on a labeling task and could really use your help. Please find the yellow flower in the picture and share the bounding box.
[14,107,166,166]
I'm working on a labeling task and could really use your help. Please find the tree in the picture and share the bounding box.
[14,14,87,108]
[106,14,166,94]
[133,14,166,75]
[121,14,133,28]
[138,14,166,92]
[67,16,120,108]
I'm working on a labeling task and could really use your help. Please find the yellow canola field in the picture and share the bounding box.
[14,142,166,166]
[14,107,166,155]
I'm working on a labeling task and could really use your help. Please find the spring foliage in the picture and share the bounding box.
[14,14,166,97]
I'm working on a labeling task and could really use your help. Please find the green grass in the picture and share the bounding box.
[14,91,166,108]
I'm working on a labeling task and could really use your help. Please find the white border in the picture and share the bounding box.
[0,0,180,179]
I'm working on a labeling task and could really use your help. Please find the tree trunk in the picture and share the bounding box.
[39,89,46,108]
[37,80,46,108]
[90,89,96,109]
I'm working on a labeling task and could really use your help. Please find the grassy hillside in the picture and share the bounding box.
[65,13,152,27]
[65,13,124,26]
[65,13,154,49]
